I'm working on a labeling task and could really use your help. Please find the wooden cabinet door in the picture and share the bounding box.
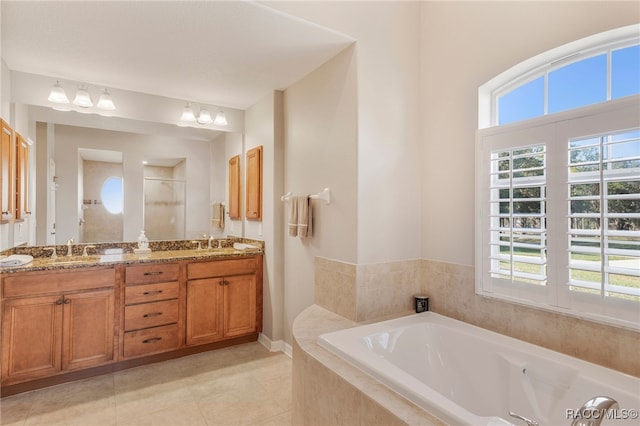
[186,278,224,345]
[62,290,115,371]
[223,274,257,338]
[1,295,63,384]
[1,120,15,220]
[228,155,241,219]
[245,146,262,220]
[15,133,30,220]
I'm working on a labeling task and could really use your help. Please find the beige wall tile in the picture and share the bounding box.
[314,256,639,376]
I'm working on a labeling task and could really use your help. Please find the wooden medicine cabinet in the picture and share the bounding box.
[228,155,241,220]
[245,146,262,220]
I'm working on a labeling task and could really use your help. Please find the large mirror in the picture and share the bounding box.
[33,116,238,246]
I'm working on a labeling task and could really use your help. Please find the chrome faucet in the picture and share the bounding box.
[44,247,58,260]
[571,396,619,426]
[66,238,74,257]
[509,411,538,426]
[208,235,215,249]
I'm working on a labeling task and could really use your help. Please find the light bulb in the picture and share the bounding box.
[214,110,228,126]
[97,89,116,110]
[181,103,196,122]
[48,81,70,104]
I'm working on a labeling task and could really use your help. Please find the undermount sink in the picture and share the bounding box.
[50,256,100,265]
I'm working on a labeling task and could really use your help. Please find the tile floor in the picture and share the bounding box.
[0,342,292,426]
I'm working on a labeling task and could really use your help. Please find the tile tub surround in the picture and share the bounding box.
[292,304,445,426]
[314,257,640,377]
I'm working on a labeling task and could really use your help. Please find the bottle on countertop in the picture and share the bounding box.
[137,230,149,250]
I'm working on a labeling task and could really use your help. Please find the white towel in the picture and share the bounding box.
[0,254,34,267]
[288,196,313,238]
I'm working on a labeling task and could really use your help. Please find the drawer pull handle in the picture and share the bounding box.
[143,290,163,295]
[142,337,162,344]
[143,271,164,276]
[143,312,163,318]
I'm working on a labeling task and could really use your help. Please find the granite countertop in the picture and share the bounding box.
[0,244,263,274]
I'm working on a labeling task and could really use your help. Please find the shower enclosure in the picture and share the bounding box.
[143,161,186,240]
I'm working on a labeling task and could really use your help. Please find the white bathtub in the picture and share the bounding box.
[318,312,640,426]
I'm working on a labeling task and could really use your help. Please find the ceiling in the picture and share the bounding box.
[1,1,354,110]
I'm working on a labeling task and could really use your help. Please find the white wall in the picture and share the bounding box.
[420,1,640,267]
[244,91,285,342]
[282,47,358,343]
[265,1,421,343]
[268,1,422,266]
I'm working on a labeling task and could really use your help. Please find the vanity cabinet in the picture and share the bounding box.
[122,263,181,359]
[1,253,263,395]
[1,268,116,386]
[186,257,261,346]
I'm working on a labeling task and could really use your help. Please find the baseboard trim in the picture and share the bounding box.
[258,333,292,358]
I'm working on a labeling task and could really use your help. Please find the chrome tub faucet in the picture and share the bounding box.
[571,396,619,426]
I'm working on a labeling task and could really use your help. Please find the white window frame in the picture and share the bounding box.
[478,24,640,129]
[476,96,640,330]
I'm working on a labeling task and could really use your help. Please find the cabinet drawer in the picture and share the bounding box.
[3,268,115,298]
[125,281,179,305]
[187,257,258,280]
[124,299,179,331]
[123,324,180,358]
[125,263,179,284]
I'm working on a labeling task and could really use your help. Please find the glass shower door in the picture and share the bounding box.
[143,177,186,240]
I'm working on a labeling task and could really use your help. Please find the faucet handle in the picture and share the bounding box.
[509,411,538,426]
[82,245,96,257]
[191,240,202,251]
[44,247,58,260]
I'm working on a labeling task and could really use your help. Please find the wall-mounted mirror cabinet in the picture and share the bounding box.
[228,155,241,220]
[245,146,262,221]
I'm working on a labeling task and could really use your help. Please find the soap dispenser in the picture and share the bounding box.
[135,230,151,254]
[137,230,149,249]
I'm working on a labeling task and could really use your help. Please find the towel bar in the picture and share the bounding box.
[281,188,330,205]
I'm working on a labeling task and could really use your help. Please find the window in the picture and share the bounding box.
[567,130,640,302]
[477,26,640,329]
[478,24,640,129]
[101,176,123,215]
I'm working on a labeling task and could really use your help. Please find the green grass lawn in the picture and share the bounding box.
[498,247,639,301]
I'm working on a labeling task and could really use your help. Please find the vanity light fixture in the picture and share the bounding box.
[197,108,213,124]
[181,103,197,122]
[73,86,93,108]
[48,81,70,104]
[97,89,116,110]
[214,110,228,126]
